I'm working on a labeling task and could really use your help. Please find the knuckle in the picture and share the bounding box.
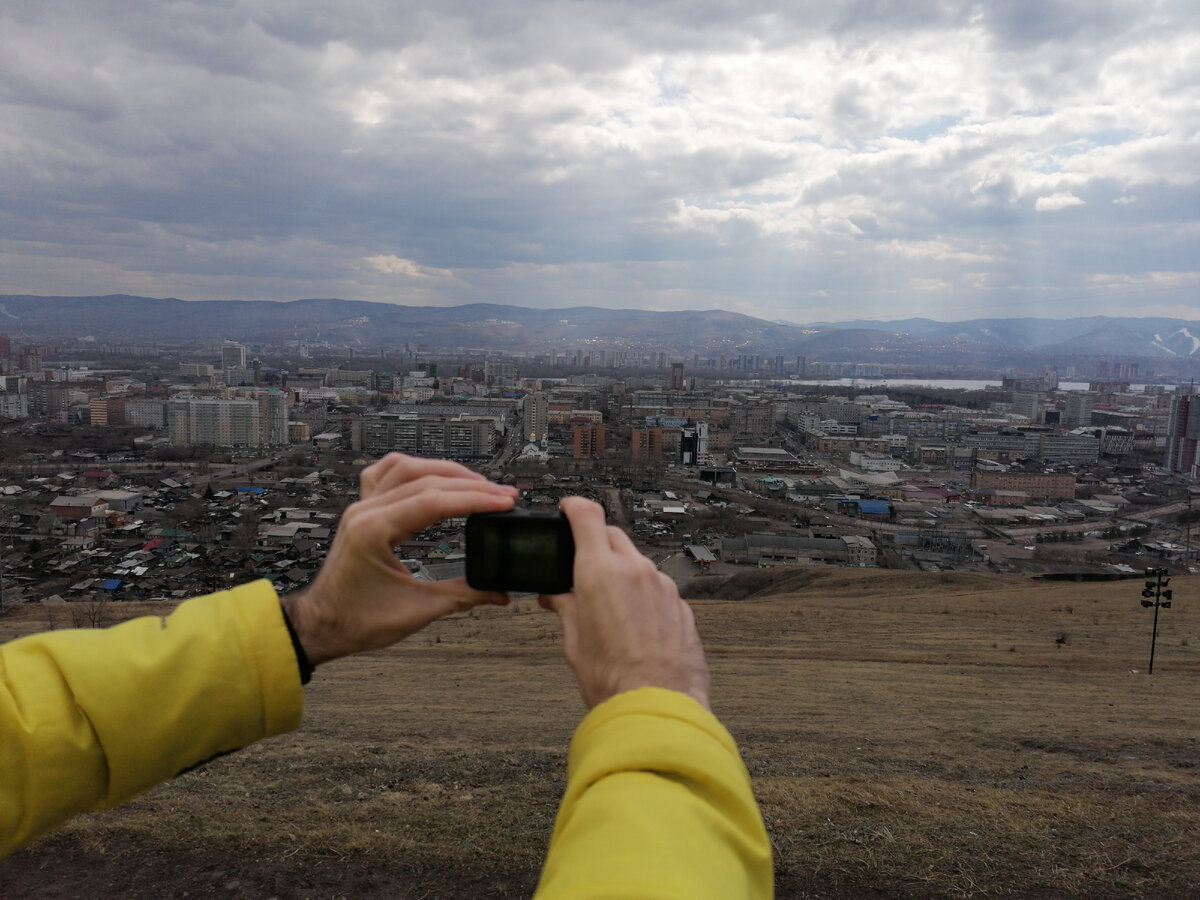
[338,505,364,531]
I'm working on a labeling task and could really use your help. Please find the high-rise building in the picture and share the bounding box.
[573,425,606,459]
[670,362,685,391]
[1011,390,1044,423]
[524,392,549,442]
[1063,392,1095,428]
[732,402,776,437]
[168,389,289,447]
[631,427,665,460]
[221,341,247,370]
[0,393,29,419]
[257,389,289,445]
[679,421,708,465]
[125,399,167,428]
[1165,393,1200,476]
[31,384,70,417]
[484,360,517,386]
[88,397,126,426]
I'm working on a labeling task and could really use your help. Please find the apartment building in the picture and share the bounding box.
[1165,393,1200,476]
[970,471,1076,501]
[731,402,775,437]
[959,432,1033,458]
[1063,392,1095,428]
[0,392,29,419]
[88,396,126,426]
[125,399,167,428]
[524,392,549,442]
[631,427,672,460]
[358,411,497,459]
[1036,432,1100,462]
[484,360,517,386]
[168,389,289,448]
[573,424,606,459]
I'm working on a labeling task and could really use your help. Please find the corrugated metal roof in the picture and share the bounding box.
[849,499,891,514]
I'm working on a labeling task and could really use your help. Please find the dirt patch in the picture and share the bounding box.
[4,574,1200,898]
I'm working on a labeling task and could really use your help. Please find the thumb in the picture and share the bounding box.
[538,590,575,616]
[424,579,510,617]
[538,590,580,643]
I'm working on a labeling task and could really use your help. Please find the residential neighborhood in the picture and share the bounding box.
[1,337,1198,614]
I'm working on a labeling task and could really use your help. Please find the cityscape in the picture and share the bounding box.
[3,302,1200,614]
[4,0,1200,895]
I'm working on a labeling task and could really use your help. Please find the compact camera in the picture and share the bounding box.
[465,509,576,594]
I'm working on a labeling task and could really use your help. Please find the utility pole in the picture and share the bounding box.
[1186,488,1194,564]
[1140,567,1174,675]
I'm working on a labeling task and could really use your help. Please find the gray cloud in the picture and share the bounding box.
[0,0,1197,321]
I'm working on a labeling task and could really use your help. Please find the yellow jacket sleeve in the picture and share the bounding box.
[534,687,774,899]
[0,580,303,857]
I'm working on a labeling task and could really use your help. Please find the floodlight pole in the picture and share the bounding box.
[1139,567,1173,675]
[1186,489,1192,562]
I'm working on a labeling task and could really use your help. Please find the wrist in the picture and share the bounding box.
[280,588,337,667]
[592,668,710,711]
[279,599,315,684]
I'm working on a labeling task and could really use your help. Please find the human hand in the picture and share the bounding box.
[539,497,710,710]
[281,454,518,665]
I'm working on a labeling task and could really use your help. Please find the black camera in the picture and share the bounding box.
[465,509,575,594]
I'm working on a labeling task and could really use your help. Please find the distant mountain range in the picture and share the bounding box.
[2,294,1198,372]
[801,316,1200,359]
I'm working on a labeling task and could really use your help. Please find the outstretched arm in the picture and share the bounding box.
[1,454,517,857]
[535,498,773,898]
[0,580,299,856]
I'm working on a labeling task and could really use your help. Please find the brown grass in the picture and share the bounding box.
[3,571,1199,898]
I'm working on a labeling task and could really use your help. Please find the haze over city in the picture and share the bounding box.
[2,1,1198,322]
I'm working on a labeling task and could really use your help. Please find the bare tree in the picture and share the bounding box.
[233,518,260,556]
[70,595,112,629]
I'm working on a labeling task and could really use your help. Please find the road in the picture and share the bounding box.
[1124,501,1189,522]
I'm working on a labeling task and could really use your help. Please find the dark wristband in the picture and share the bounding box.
[280,603,315,685]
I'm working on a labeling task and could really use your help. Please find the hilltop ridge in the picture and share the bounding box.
[3,294,1198,370]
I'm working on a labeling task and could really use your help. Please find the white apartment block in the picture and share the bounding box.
[168,390,289,447]
[125,399,167,428]
[179,363,215,378]
[0,392,29,419]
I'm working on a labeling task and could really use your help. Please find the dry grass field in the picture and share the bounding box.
[3,570,1199,898]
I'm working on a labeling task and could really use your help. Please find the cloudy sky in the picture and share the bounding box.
[2,1,1197,322]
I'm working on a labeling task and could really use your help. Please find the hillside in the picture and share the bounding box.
[3,570,1198,898]
[3,294,1199,370]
